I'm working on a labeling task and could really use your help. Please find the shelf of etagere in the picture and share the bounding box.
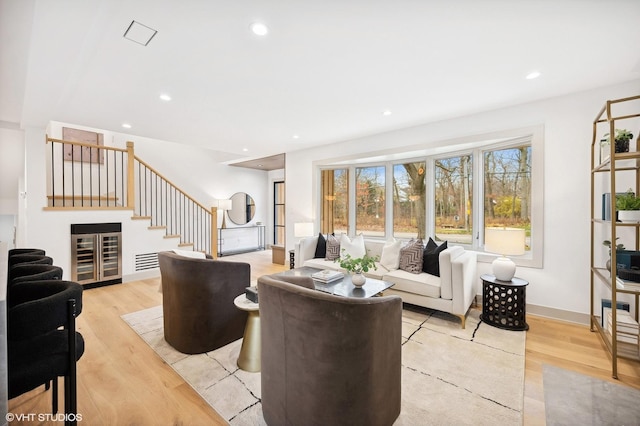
[590,318,640,362]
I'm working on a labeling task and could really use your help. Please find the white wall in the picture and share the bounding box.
[286,79,640,318]
[0,126,24,215]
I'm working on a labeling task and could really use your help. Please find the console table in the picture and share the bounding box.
[479,274,529,331]
[218,225,265,256]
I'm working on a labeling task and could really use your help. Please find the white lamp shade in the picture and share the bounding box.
[294,222,314,238]
[485,228,525,281]
[484,228,525,256]
[217,199,233,211]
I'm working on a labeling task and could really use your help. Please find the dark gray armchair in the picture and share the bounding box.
[258,274,402,426]
[157,251,249,354]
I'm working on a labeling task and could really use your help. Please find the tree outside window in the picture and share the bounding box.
[484,145,531,251]
[393,162,426,239]
[435,155,472,244]
[356,166,385,237]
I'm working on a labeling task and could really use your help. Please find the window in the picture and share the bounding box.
[315,127,541,268]
[355,166,385,237]
[393,162,426,239]
[483,145,531,251]
[435,155,472,245]
[320,169,348,235]
[274,181,285,245]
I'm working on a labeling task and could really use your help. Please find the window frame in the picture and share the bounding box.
[314,126,544,269]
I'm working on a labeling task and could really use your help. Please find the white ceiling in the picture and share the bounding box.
[2,0,640,164]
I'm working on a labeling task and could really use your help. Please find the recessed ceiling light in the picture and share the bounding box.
[525,71,541,80]
[122,123,132,129]
[159,93,172,101]
[292,134,300,139]
[250,22,269,36]
[243,148,249,152]
[383,110,392,116]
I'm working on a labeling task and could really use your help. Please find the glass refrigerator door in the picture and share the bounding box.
[100,232,122,279]
[72,234,97,284]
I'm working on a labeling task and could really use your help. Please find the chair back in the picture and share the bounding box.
[9,248,46,257]
[8,280,83,340]
[8,265,64,308]
[158,251,250,354]
[258,274,402,426]
[8,255,54,281]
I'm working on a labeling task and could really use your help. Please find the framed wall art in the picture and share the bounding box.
[62,127,104,164]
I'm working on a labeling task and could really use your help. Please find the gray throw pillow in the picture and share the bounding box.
[325,234,341,261]
[399,239,424,274]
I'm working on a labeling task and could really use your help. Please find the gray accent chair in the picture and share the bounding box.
[157,251,249,354]
[258,274,402,426]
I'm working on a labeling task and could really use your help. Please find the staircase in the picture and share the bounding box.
[45,137,218,256]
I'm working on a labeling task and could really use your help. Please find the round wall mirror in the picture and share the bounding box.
[228,192,256,225]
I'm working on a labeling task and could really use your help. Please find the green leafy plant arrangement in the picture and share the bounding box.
[616,189,640,211]
[603,129,634,153]
[603,237,625,254]
[336,250,379,274]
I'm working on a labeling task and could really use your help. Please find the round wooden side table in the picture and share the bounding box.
[233,294,261,372]
[479,274,529,331]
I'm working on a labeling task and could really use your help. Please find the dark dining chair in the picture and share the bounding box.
[7,280,84,425]
[8,248,46,257]
[7,264,64,308]
[8,255,54,281]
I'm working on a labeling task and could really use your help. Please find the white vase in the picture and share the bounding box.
[618,210,640,223]
[351,273,366,287]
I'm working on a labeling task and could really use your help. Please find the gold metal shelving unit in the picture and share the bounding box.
[590,95,640,379]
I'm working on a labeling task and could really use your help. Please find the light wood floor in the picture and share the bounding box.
[8,250,640,425]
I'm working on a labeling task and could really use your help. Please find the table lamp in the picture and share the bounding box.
[484,227,526,281]
[294,222,314,239]
[217,199,233,229]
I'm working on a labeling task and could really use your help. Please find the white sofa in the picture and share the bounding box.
[295,236,477,328]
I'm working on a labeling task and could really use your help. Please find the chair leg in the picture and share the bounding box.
[52,378,58,415]
[65,299,78,426]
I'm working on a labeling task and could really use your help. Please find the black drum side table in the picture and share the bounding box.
[480,274,529,331]
[289,250,295,269]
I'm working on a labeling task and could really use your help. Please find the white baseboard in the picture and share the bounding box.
[473,295,589,325]
[123,269,160,283]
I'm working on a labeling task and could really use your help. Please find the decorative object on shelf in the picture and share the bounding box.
[600,138,611,163]
[484,227,526,281]
[615,189,640,222]
[216,199,233,229]
[603,129,634,154]
[603,238,625,271]
[336,250,379,287]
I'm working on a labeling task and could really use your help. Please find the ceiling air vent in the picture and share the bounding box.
[123,21,157,46]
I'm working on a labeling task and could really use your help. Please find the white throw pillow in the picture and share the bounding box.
[172,249,206,259]
[340,233,366,259]
[380,238,402,270]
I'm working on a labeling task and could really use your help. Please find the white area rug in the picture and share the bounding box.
[122,305,525,425]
